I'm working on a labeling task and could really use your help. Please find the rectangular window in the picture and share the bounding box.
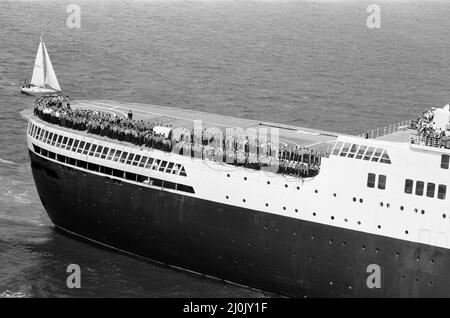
[139,156,148,168]
[89,144,97,156]
[152,159,161,170]
[441,155,449,169]
[36,128,41,138]
[415,181,424,196]
[363,147,375,160]
[378,175,386,190]
[113,150,122,162]
[165,162,175,173]
[347,144,359,158]
[180,167,187,177]
[94,146,103,158]
[355,145,367,159]
[438,184,447,200]
[404,179,413,194]
[62,136,68,147]
[40,130,46,141]
[132,155,141,166]
[339,143,351,157]
[83,142,91,155]
[47,132,53,144]
[57,135,63,147]
[66,138,74,150]
[126,153,135,165]
[172,164,181,175]
[43,131,49,143]
[371,148,383,162]
[427,183,435,198]
[332,141,343,156]
[51,133,58,146]
[159,161,168,172]
[101,147,109,159]
[145,158,154,169]
[119,152,128,163]
[367,173,376,188]
[106,148,115,160]
[76,141,85,153]
[71,140,79,151]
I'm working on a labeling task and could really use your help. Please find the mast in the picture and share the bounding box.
[41,33,47,88]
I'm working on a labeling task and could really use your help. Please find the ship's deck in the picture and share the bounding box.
[73,100,351,153]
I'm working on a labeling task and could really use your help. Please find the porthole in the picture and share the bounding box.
[227,174,230,177]
[344,218,348,223]
[421,210,425,215]
[283,206,286,211]
[226,195,229,199]
[313,212,317,216]
[387,203,390,208]
[295,209,298,213]
[380,202,384,207]
[297,186,300,190]
[244,177,247,181]
[359,198,363,203]
[400,206,404,211]
[362,245,366,250]
[431,259,435,264]
[353,197,356,202]
[414,208,418,213]
[314,189,318,193]
[242,199,246,203]
[285,184,288,188]
[405,230,409,234]
[267,181,270,185]
[357,221,361,225]
[331,216,335,220]
[377,225,381,229]
[443,214,446,219]
[333,193,337,197]
[265,203,269,207]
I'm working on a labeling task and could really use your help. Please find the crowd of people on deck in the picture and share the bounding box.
[412,107,450,148]
[34,95,324,178]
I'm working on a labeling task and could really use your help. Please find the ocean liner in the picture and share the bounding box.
[25,96,450,297]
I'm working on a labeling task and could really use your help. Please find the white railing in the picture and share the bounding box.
[409,135,450,149]
[358,120,412,139]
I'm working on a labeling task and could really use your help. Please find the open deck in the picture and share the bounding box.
[73,100,347,152]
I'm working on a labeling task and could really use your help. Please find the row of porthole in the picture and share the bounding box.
[226,173,305,190]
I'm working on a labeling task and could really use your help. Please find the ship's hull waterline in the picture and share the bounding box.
[29,151,450,297]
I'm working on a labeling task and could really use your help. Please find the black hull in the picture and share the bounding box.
[29,151,450,297]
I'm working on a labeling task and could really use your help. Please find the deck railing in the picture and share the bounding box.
[358,120,412,139]
[409,135,450,149]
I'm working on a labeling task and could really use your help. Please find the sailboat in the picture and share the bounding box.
[21,35,61,95]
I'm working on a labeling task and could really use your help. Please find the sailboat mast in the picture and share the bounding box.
[41,35,47,88]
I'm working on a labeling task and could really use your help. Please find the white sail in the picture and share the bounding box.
[30,41,45,87]
[42,42,61,91]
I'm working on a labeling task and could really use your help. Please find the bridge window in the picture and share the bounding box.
[340,143,351,157]
[113,150,122,162]
[426,183,435,198]
[106,148,115,160]
[415,181,424,196]
[62,136,68,147]
[71,140,79,151]
[404,179,413,194]
[94,146,103,158]
[66,138,74,150]
[438,184,447,200]
[51,133,58,146]
[355,145,367,159]
[152,159,161,170]
[57,135,63,147]
[332,142,343,156]
[126,153,135,165]
[88,144,97,156]
[145,158,154,169]
[347,144,359,158]
[132,155,141,166]
[441,155,449,169]
[371,148,383,162]
[139,156,148,168]
[378,175,386,190]
[367,173,376,188]
[165,162,175,173]
[379,151,391,164]
[159,161,168,172]
[363,147,375,160]
[77,141,85,153]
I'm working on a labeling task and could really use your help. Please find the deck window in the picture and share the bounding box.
[441,155,449,169]
[180,167,187,177]
[83,143,91,155]
[145,158,154,169]
[378,175,386,190]
[367,173,376,188]
[51,133,58,146]
[126,153,135,165]
[106,148,115,160]
[159,161,168,172]
[172,164,181,175]
[101,147,109,159]
[165,162,175,173]
[332,142,343,156]
[88,144,97,156]
[62,136,68,147]
[415,181,424,196]
[132,155,141,166]
[94,146,103,158]
[119,152,128,163]
[77,141,85,153]
[113,150,122,162]
[427,183,435,198]
[438,184,447,200]
[152,159,161,170]
[404,179,413,194]
[66,138,74,150]
[139,156,148,168]
[57,135,63,147]
[355,145,367,159]
[43,131,49,143]
[363,147,375,160]
[36,128,41,138]
[71,140,79,151]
